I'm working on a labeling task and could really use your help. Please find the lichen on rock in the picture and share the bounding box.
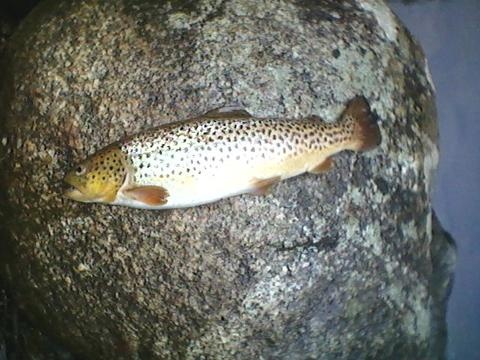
[0,0,454,359]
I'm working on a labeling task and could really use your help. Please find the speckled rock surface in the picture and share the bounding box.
[0,14,14,56]
[0,0,454,359]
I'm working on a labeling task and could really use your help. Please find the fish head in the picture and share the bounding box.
[64,145,127,204]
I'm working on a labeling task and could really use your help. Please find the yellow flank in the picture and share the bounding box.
[275,148,339,176]
[63,96,381,209]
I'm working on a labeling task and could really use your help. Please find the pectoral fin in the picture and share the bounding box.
[309,157,334,174]
[123,186,169,206]
[250,176,281,196]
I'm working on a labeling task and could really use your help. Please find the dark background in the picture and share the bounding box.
[1,0,478,359]
[390,1,480,359]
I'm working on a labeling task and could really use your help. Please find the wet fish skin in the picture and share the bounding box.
[64,96,381,209]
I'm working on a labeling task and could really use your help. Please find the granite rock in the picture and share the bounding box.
[0,12,14,56]
[0,0,454,359]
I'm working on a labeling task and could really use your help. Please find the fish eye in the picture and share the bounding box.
[75,166,85,175]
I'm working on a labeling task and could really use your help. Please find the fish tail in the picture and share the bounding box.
[342,96,381,151]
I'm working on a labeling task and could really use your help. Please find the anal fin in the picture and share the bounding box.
[123,186,169,206]
[309,157,335,174]
[250,176,281,196]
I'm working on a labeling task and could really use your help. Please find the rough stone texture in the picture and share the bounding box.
[429,211,456,360]
[0,13,14,56]
[0,0,455,359]
[0,15,9,354]
[1,6,76,360]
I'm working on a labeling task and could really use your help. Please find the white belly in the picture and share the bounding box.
[113,151,328,210]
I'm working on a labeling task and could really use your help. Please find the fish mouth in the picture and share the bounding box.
[64,186,89,202]
[63,176,92,203]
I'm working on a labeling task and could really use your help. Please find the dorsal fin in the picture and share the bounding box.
[306,115,323,122]
[202,106,252,119]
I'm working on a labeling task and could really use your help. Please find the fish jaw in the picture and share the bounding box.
[63,176,103,203]
[63,177,119,204]
[63,185,118,204]
[63,172,93,202]
[64,187,95,203]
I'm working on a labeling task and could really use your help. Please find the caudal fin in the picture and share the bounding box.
[342,96,381,151]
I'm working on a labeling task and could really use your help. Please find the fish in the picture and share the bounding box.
[64,96,381,209]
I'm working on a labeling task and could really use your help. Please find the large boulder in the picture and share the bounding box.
[0,0,454,359]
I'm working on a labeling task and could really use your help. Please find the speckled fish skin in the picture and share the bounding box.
[64,96,381,209]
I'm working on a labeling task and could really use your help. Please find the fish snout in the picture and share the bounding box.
[63,172,89,202]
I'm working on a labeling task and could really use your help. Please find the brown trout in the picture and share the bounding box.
[64,96,381,209]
